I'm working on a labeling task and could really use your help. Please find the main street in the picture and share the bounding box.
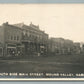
[0,55,84,74]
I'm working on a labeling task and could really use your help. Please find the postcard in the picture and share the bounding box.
[0,4,84,81]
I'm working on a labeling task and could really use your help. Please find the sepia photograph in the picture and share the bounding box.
[0,4,84,80]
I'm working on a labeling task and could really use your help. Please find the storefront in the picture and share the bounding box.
[6,44,17,57]
[5,43,25,57]
[16,44,25,56]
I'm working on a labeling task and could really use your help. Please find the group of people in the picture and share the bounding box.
[7,49,22,57]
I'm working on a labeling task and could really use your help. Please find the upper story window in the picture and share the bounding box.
[11,36,13,40]
[14,36,16,40]
[7,34,10,39]
[23,30,26,36]
[17,36,19,41]
[27,31,30,37]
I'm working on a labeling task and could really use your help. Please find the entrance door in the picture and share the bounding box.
[7,47,16,57]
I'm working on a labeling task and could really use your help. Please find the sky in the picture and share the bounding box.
[0,4,84,42]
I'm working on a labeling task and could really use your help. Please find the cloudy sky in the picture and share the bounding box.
[0,4,84,42]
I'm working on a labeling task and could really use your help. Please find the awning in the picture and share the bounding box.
[7,47,16,49]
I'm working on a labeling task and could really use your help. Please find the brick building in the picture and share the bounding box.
[73,42,81,54]
[0,22,82,57]
[0,22,23,57]
[0,22,49,57]
[14,22,49,56]
[48,38,75,55]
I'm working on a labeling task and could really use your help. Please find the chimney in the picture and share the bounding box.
[3,22,8,25]
[37,25,39,28]
[30,22,32,26]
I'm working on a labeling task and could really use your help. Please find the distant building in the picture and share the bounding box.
[73,42,81,54]
[48,38,74,55]
[79,42,84,54]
